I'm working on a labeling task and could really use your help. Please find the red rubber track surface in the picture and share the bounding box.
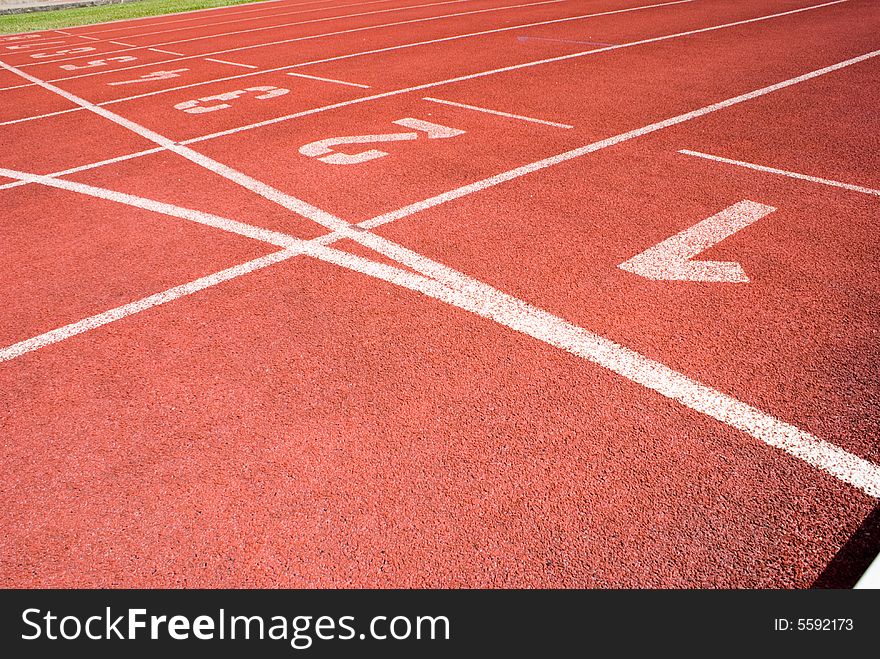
[1,0,878,588]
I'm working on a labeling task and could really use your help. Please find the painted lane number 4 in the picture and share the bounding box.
[299,118,465,165]
[31,47,96,59]
[174,86,289,114]
[108,69,189,86]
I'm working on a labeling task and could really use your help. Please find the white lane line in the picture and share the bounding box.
[0,0,691,91]
[178,0,850,145]
[108,40,137,47]
[679,149,880,197]
[286,71,370,87]
[0,147,166,192]
[516,34,615,46]
[17,0,572,67]
[205,57,259,69]
[423,95,572,128]
[362,48,880,229]
[0,249,299,363]
[149,48,186,56]
[854,552,880,588]
[0,167,305,249]
[0,108,82,126]
[71,0,481,46]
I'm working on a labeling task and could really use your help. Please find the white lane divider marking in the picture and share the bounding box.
[854,552,880,589]
[308,234,880,500]
[107,69,189,86]
[205,57,258,69]
[0,57,349,234]
[361,48,880,230]
[108,40,137,47]
[74,0,421,42]
[423,96,573,128]
[0,147,166,191]
[60,55,138,71]
[298,118,464,165]
[0,250,299,363]
[149,48,185,56]
[173,86,288,113]
[0,166,303,248]
[618,200,776,283]
[286,71,370,88]
[679,149,880,197]
[0,108,81,126]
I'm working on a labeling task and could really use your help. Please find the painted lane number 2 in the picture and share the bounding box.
[173,86,289,114]
[299,118,465,165]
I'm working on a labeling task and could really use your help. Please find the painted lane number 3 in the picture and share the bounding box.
[173,86,289,114]
[299,118,465,165]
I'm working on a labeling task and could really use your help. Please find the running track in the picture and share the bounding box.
[1,0,878,587]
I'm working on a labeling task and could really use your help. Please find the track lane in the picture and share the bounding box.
[0,0,876,590]
[367,55,880,463]
[0,185,274,348]
[1,254,874,587]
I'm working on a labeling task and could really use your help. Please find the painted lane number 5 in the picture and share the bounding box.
[174,86,289,114]
[299,118,465,165]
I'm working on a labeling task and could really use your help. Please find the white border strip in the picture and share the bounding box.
[679,149,880,196]
[854,552,880,588]
[287,71,370,87]
[423,95,573,128]
[205,57,259,68]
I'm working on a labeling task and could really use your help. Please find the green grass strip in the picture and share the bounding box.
[0,0,273,34]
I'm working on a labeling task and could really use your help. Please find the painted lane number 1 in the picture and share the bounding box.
[299,118,465,165]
